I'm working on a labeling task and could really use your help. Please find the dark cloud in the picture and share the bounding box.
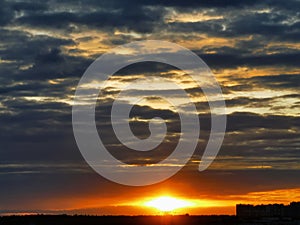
[94,98,182,164]
[220,74,300,96]
[11,1,48,11]
[166,2,299,42]
[248,74,300,90]
[225,97,273,108]
[36,48,65,64]
[0,28,74,62]
[43,0,265,10]
[100,0,263,9]
[0,29,93,84]
[113,62,180,76]
[199,53,300,69]
[0,1,47,26]
[226,112,300,132]
[16,5,165,33]
[0,0,14,25]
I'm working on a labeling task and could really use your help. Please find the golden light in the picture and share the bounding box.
[144,196,195,212]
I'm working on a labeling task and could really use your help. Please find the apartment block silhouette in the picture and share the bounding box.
[237,202,300,218]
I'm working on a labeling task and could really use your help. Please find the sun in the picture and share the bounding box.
[144,196,195,212]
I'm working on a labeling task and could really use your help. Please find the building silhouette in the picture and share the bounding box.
[236,202,300,218]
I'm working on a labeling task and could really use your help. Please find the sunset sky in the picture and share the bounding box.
[0,0,300,215]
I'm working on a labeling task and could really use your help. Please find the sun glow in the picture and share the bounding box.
[144,196,195,212]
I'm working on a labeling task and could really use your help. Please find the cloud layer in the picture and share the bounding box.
[0,0,299,213]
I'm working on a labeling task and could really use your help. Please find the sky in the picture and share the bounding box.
[0,0,300,215]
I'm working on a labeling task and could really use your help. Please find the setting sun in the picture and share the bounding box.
[144,196,195,212]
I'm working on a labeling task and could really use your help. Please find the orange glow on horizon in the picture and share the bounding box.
[11,188,300,216]
[143,196,195,212]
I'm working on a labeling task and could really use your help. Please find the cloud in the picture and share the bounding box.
[108,0,263,9]
[198,53,300,69]
[15,3,166,33]
[0,0,299,212]
[248,74,300,90]
[0,0,14,25]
